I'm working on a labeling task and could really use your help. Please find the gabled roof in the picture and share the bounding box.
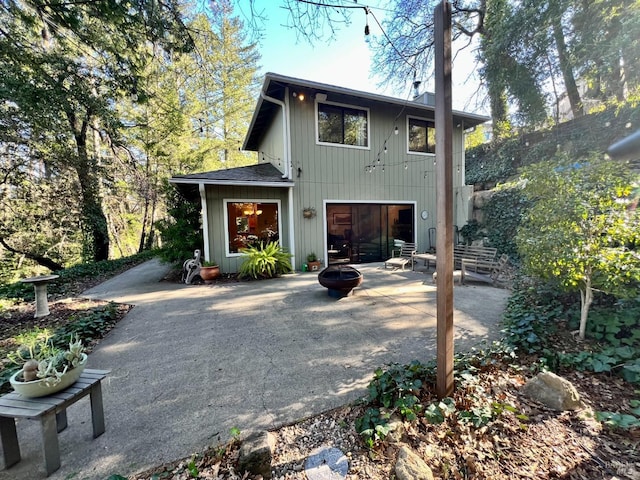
[170,163,294,187]
[243,72,490,151]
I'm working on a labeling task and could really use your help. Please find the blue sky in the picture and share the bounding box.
[236,1,486,114]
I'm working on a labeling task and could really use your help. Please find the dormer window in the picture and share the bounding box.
[317,101,369,148]
[407,116,435,154]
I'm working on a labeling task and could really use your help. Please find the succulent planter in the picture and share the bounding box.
[200,265,221,283]
[10,353,88,398]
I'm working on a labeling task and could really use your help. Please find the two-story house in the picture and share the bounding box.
[170,73,488,273]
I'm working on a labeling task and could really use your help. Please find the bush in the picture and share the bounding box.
[238,242,292,279]
[156,185,203,264]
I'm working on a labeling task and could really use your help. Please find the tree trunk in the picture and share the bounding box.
[551,13,583,118]
[68,110,110,262]
[0,238,64,271]
[578,278,593,341]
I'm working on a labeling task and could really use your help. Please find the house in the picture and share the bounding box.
[170,72,488,273]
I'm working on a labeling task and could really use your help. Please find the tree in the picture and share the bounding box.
[516,155,640,340]
[0,0,193,263]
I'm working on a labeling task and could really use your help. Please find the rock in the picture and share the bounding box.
[522,371,585,411]
[395,444,434,480]
[305,446,348,479]
[386,414,405,443]
[238,431,276,479]
[472,189,494,209]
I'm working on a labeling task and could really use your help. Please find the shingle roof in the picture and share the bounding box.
[169,163,293,187]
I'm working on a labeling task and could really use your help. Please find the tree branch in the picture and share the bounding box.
[0,237,64,271]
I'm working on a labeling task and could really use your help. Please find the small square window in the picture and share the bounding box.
[408,117,435,154]
[318,102,368,147]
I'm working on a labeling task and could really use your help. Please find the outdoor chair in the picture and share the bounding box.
[461,254,510,286]
[384,242,416,271]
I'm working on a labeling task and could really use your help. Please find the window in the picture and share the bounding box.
[225,201,280,255]
[407,117,436,154]
[317,102,369,147]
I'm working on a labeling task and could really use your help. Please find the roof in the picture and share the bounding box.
[243,72,490,151]
[170,163,294,188]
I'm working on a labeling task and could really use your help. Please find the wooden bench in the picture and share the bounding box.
[453,245,497,270]
[0,369,109,476]
[461,254,510,286]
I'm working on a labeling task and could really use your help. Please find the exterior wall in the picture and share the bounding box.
[258,105,286,174]
[204,184,290,274]
[284,88,468,269]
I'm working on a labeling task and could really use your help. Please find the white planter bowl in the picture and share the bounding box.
[10,353,88,398]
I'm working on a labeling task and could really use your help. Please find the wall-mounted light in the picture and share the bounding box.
[316,93,327,102]
[293,91,305,101]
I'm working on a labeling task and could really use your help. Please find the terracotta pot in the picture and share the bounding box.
[307,261,321,272]
[200,265,221,283]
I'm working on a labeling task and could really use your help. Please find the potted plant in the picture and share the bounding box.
[307,252,321,272]
[9,333,87,397]
[199,260,221,283]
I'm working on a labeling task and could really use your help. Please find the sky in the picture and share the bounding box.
[235,0,487,115]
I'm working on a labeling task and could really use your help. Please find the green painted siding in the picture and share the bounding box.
[204,184,290,274]
[286,89,468,269]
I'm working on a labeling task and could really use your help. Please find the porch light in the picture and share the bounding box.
[293,91,305,101]
[394,126,399,135]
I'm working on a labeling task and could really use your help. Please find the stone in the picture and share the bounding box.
[304,446,348,479]
[472,189,494,209]
[386,414,406,443]
[238,431,276,479]
[395,445,434,480]
[522,371,585,411]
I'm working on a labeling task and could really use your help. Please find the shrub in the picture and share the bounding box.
[238,242,292,279]
[156,184,203,264]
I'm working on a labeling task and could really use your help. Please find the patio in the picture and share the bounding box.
[0,260,509,479]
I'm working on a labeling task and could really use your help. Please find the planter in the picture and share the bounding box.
[307,261,321,272]
[10,353,88,398]
[200,265,221,283]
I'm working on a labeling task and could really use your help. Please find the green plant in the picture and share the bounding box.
[306,252,318,262]
[186,455,199,477]
[9,334,85,387]
[355,360,432,445]
[202,260,218,267]
[156,184,203,264]
[238,241,292,279]
[459,220,481,245]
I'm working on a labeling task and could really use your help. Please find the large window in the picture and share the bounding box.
[225,201,280,255]
[317,102,369,148]
[407,116,436,154]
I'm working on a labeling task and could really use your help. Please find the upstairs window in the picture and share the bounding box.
[408,117,436,154]
[317,102,369,148]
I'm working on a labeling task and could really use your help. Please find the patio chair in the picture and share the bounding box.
[384,242,416,271]
[461,254,510,286]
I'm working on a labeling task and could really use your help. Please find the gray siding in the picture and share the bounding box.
[286,89,467,268]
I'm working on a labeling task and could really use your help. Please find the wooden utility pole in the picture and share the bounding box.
[434,0,454,399]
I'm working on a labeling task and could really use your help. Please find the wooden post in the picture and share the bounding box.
[435,0,454,399]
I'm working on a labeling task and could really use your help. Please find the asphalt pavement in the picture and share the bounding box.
[0,259,509,479]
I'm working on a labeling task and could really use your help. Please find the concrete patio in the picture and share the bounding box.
[0,259,509,479]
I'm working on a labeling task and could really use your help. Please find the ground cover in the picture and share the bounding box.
[2,262,639,480]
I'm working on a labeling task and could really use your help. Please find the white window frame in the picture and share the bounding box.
[406,115,436,156]
[223,198,282,257]
[315,99,370,150]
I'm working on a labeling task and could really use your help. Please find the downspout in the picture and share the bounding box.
[199,183,211,262]
[259,89,297,268]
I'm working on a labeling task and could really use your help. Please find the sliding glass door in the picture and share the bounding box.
[326,203,414,264]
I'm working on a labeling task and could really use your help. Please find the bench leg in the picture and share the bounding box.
[56,410,68,433]
[0,415,21,468]
[90,382,105,438]
[41,413,61,475]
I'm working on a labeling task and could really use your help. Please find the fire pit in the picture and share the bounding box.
[318,265,363,298]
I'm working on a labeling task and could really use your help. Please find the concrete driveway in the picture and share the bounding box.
[0,260,509,479]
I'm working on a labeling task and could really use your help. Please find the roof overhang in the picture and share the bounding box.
[243,72,490,151]
[169,163,294,189]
